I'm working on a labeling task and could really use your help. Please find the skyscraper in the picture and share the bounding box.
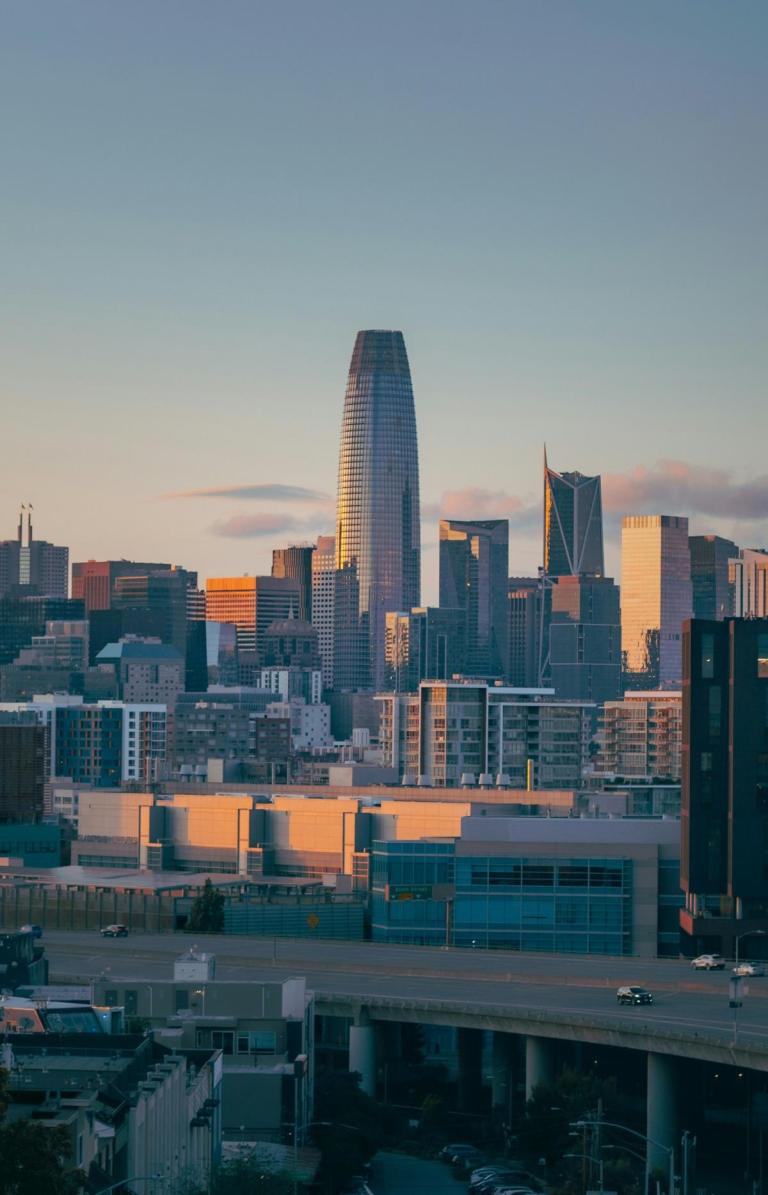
[71,558,171,613]
[689,535,739,620]
[730,547,768,618]
[621,515,692,689]
[543,454,604,578]
[335,330,421,690]
[0,508,68,599]
[439,519,508,677]
[272,545,315,622]
[206,576,301,660]
[548,574,621,703]
[311,535,336,690]
[507,577,541,687]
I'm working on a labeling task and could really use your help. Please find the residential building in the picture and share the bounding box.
[267,698,332,751]
[95,639,185,704]
[730,547,768,618]
[0,508,68,598]
[272,545,314,621]
[543,454,604,578]
[311,534,336,689]
[621,515,692,689]
[507,577,541,688]
[171,688,290,782]
[71,558,171,612]
[548,574,621,702]
[439,519,508,677]
[206,576,301,659]
[595,691,682,780]
[335,330,421,690]
[0,718,46,821]
[689,534,739,619]
[680,617,768,956]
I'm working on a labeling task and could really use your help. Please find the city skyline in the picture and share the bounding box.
[2,3,766,599]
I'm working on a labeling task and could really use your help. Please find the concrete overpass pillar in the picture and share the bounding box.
[525,1035,554,1102]
[457,1027,483,1111]
[349,1008,376,1098]
[646,1052,677,1190]
[491,1032,514,1123]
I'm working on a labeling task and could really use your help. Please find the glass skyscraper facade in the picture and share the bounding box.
[335,330,421,690]
[543,455,604,578]
[621,515,692,689]
[439,519,508,677]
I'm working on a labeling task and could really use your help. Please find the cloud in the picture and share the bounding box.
[602,460,768,520]
[163,483,331,503]
[209,513,304,538]
[424,487,540,532]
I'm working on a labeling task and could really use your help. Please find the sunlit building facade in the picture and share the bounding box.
[272,545,314,622]
[335,330,421,691]
[205,576,300,659]
[621,515,692,689]
[311,535,336,689]
[543,454,604,578]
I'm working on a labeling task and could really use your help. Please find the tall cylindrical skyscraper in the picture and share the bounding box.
[335,330,421,690]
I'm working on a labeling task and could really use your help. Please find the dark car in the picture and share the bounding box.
[100,924,129,938]
[617,985,653,1005]
[19,924,43,939]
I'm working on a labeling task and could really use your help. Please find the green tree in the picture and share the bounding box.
[312,1070,383,1191]
[0,1112,85,1195]
[182,1151,296,1195]
[186,877,225,933]
[518,1067,616,1166]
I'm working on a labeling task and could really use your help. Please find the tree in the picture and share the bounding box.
[518,1067,617,1166]
[186,877,225,933]
[182,1152,296,1195]
[312,1070,383,1191]
[0,1118,86,1195]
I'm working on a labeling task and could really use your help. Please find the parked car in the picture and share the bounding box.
[100,924,129,938]
[440,1144,476,1163]
[690,953,725,970]
[18,924,43,939]
[733,962,765,977]
[472,1172,535,1193]
[453,1150,486,1175]
[617,985,653,1005]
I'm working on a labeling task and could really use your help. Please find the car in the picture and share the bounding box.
[100,924,129,938]
[733,962,765,977]
[617,985,653,1005]
[473,1173,534,1193]
[18,924,43,939]
[440,1144,476,1163]
[691,953,725,970]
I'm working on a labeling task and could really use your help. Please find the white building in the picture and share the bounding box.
[311,534,335,689]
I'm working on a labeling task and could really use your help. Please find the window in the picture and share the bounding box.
[701,633,714,679]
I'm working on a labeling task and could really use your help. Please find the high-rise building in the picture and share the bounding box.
[439,519,508,678]
[0,717,46,822]
[730,548,768,618]
[0,509,68,599]
[272,546,314,622]
[384,607,466,692]
[0,595,85,667]
[507,577,542,688]
[543,454,604,578]
[689,535,739,620]
[621,515,692,689]
[206,576,301,660]
[335,330,421,690]
[680,618,768,956]
[548,574,621,703]
[108,565,205,691]
[311,535,336,690]
[596,691,682,781]
[71,559,171,613]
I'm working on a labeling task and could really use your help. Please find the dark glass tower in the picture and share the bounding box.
[335,330,421,690]
[543,451,604,578]
[439,518,509,677]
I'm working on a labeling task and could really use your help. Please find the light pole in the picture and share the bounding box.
[565,1152,604,1193]
[735,930,767,968]
[574,1117,675,1195]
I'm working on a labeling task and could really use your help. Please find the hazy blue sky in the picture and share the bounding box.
[2,1,766,600]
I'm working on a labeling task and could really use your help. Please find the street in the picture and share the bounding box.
[371,1151,468,1195]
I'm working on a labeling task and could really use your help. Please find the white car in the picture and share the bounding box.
[690,953,725,970]
[733,962,765,977]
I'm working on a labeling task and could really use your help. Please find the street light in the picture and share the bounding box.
[573,1117,675,1195]
[735,930,767,968]
[565,1151,604,1193]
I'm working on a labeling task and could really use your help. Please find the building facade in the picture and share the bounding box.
[621,515,692,689]
[311,534,336,690]
[730,548,768,618]
[0,509,68,599]
[595,691,682,780]
[95,639,185,704]
[272,545,314,622]
[439,519,508,677]
[71,559,171,612]
[543,456,604,578]
[689,535,738,620]
[384,606,466,692]
[548,574,621,702]
[206,576,301,659]
[0,718,46,822]
[507,577,541,688]
[335,330,421,690]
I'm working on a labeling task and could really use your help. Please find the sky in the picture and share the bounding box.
[2,1,766,603]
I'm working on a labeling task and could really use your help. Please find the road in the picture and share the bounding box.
[372,1151,467,1195]
[38,930,768,1059]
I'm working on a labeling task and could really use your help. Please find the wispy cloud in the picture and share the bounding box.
[424,487,539,532]
[209,513,304,538]
[163,483,331,503]
[602,461,768,520]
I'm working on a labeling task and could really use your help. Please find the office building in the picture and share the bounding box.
[689,535,739,620]
[0,718,46,822]
[205,620,239,685]
[548,574,621,702]
[95,639,185,704]
[730,547,768,618]
[71,558,171,612]
[507,577,541,688]
[0,595,85,667]
[311,534,336,689]
[272,544,314,621]
[680,618,768,956]
[384,606,466,692]
[171,689,290,782]
[379,681,590,789]
[206,576,301,659]
[543,455,604,578]
[595,691,682,781]
[262,617,321,669]
[0,619,103,701]
[0,508,68,599]
[335,330,421,690]
[621,515,692,689]
[439,519,508,677]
